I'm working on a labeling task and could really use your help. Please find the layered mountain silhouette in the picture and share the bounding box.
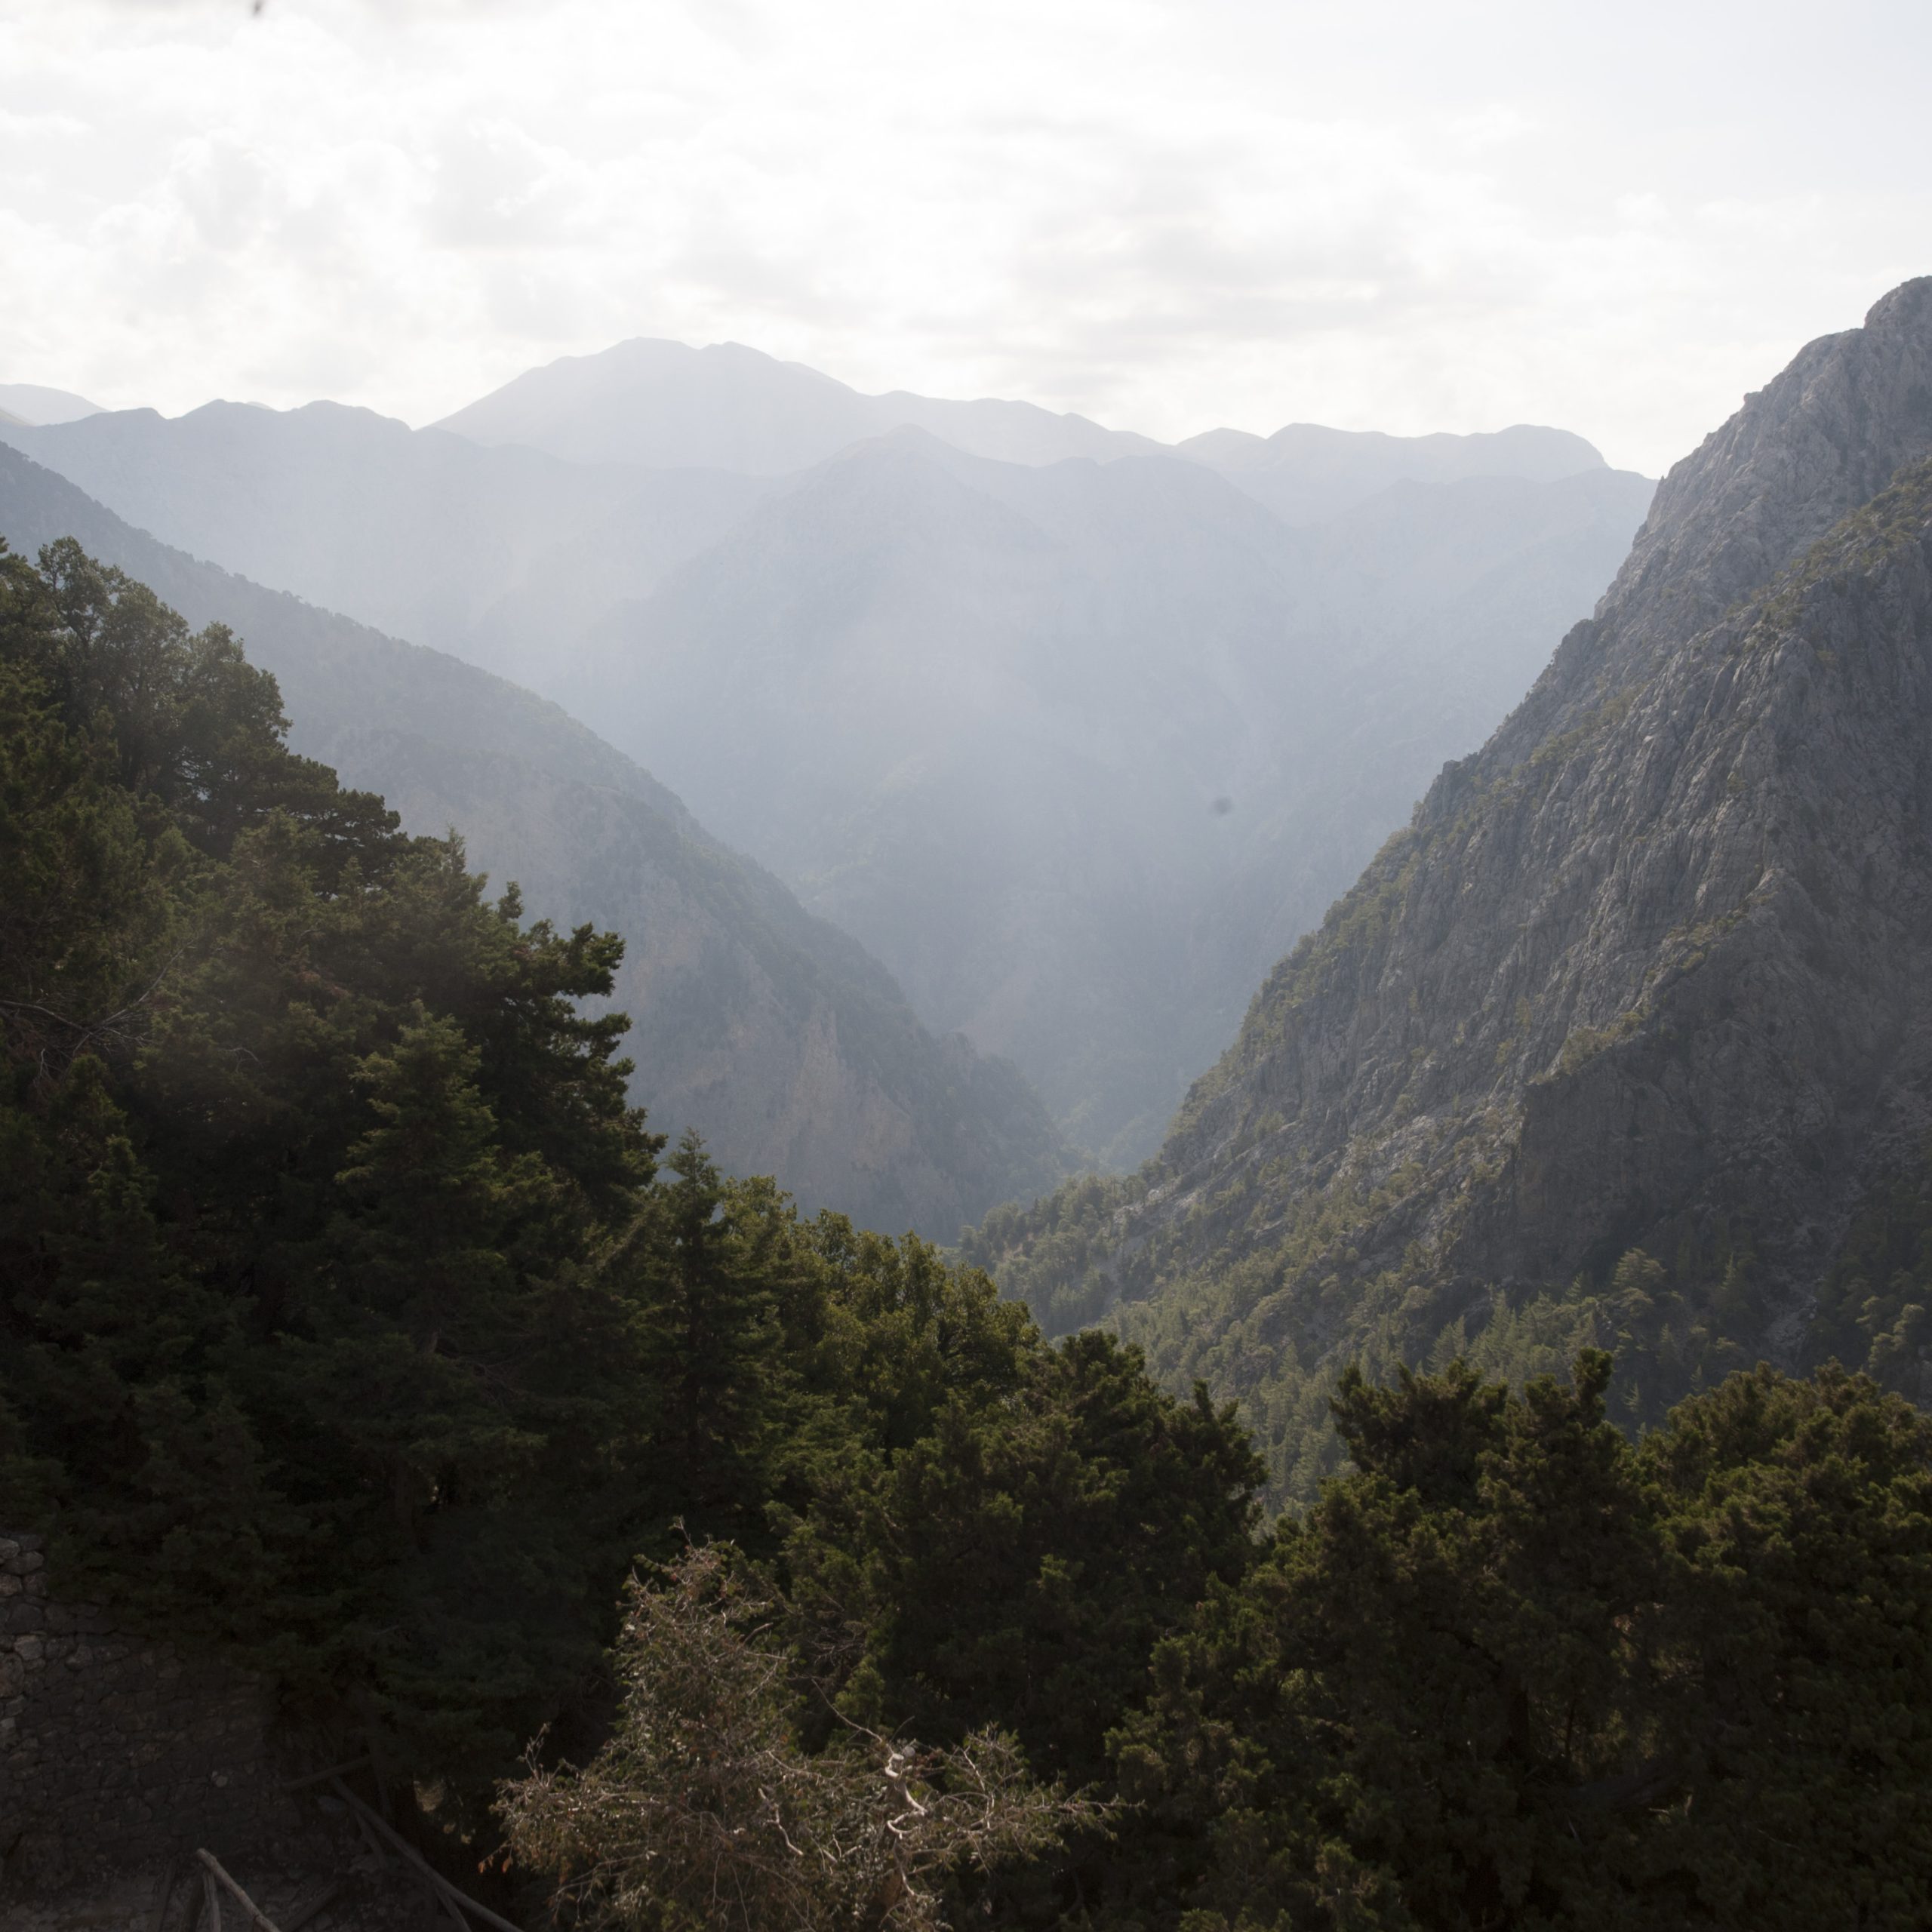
[432,337,1166,472]
[0,382,100,427]
[1,376,1650,1161]
[0,442,1071,1236]
[975,276,1932,1493]
[0,399,767,683]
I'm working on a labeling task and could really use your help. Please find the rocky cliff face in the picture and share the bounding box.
[977,278,1932,1486]
[0,445,1070,1238]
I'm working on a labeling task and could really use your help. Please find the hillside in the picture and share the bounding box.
[972,276,1932,1494]
[574,431,1651,1158]
[0,443,1070,1235]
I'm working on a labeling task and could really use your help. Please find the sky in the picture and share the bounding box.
[2,0,1927,475]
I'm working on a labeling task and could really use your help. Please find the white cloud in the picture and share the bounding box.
[2,0,1927,472]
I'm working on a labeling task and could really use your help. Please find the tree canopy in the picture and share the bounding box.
[5,540,1929,1928]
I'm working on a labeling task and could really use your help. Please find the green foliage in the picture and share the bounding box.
[958,1171,1144,1340]
[0,539,1268,1840]
[1810,1137,1932,1403]
[621,1131,789,1546]
[1109,1355,1932,1930]
[0,537,669,1783]
[784,1332,1264,1788]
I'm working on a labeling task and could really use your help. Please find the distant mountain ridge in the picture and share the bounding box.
[0,355,1648,1161]
[0,441,1072,1236]
[973,275,1932,1494]
[432,337,1168,475]
[1177,420,1608,524]
[429,335,1611,524]
[0,382,102,426]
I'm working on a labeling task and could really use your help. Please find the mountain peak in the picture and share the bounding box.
[0,381,103,426]
[1617,273,1932,618]
[1486,275,1932,773]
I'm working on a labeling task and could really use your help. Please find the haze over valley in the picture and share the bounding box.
[1,356,1652,1164]
[7,3,1931,1922]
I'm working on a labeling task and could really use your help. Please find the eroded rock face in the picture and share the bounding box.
[1168,279,1932,1277]
[985,279,1932,1460]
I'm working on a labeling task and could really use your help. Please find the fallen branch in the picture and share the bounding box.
[327,1777,524,1932]
[195,1851,282,1932]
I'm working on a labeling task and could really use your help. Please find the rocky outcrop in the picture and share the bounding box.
[981,278,1932,1474]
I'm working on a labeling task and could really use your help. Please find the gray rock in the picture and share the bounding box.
[986,278,1932,1488]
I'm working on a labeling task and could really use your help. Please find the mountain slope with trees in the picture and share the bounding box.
[973,278,1932,1495]
[5,411,1929,1932]
[0,445,1069,1236]
[0,531,1252,1825]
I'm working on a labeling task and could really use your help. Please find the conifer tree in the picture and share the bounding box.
[626,1130,786,1545]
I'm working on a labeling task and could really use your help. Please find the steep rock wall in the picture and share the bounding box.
[977,280,1932,1491]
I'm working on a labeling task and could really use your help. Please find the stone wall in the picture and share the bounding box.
[0,1533,297,1894]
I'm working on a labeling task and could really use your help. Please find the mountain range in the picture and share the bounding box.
[0,349,1651,1161]
[973,275,1932,1495]
[11,287,1932,1506]
[564,430,1651,1158]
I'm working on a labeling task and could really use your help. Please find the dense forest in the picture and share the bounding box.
[4,541,1930,1927]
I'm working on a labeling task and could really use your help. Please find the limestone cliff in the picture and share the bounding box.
[977,278,1932,1484]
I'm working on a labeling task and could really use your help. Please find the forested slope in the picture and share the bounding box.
[0,531,1254,1814]
[0,445,1069,1235]
[4,487,1927,1932]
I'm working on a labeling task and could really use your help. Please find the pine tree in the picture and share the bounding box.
[627,1130,786,1545]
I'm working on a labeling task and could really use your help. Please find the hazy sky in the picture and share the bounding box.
[4,0,1927,474]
